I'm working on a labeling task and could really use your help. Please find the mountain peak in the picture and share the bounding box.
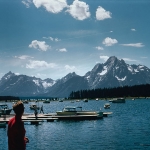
[2,71,15,80]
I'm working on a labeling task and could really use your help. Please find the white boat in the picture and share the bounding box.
[83,99,88,102]
[43,100,50,103]
[111,98,125,103]
[59,100,63,102]
[0,104,12,115]
[29,104,40,110]
[56,106,101,116]
[104,103,111,109]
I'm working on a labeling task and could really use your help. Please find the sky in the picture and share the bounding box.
[0,0,150,80]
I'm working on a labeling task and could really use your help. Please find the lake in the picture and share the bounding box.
[1,99,150,150]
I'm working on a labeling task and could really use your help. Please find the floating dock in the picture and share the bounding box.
[0,111,112,126]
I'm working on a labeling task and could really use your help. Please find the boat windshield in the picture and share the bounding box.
[63,107,76,112]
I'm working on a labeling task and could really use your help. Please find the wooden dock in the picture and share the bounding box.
[0,112,112,126]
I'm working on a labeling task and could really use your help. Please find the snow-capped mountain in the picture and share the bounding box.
[0,56,150,97]
[0,71,55,96]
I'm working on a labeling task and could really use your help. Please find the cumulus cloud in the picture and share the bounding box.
[100,56,109,61]
[65,65,76,70]
[102,37,118,46]
[15,55,34,60]
[33,0,67,13]
[26,60,57,69]
[66,0,90,20]
[29,40,50,51]
[121,43,144,47]
[58,48,67,52]
[95,46,104,50]
[96,6,112,20]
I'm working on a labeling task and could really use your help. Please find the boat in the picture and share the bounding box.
[59,99,63,102]
[76,100,80,102]
[0,104,12,115]
[83,99,88,102]
[56,106,102,116]
[104,103,111,109]
[111,98,125,103]
[29,104,40,110]
[23,100,28,104]
[43,100,50,103]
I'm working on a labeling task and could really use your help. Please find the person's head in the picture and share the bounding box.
[13,101,24,116]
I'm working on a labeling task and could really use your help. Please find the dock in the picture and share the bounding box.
[0,111,112,126]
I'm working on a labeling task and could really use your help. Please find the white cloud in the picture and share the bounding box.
[95,46,104,50]
[58,48,67,52]
[43,36,60,42]
[15,55,34,60]
[102,37,118,46]
[15,73,20,75]
[122,58,137,62]
[96,6,112,20]
[29,40,50,51]
[100,56,109,61]
[65,65,76,70]
[66,0,90,20]
[33,0,67,13]
[26,60,57,69]
[121,43,144,47]
[131,28,136,31]
[22,0,31,8]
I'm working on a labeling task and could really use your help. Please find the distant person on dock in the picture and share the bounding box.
[3,107,6,120]
[7,101,29,150]
[34,106,38,119]
[40,105,44,114]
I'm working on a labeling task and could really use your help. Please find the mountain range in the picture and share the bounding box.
[0,56,150,98]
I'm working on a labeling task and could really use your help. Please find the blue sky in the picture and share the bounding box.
[0,0,150,80]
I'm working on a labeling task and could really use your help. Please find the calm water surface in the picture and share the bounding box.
[1,99,150,150]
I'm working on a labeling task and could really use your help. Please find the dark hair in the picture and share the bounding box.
[13,101,24,115]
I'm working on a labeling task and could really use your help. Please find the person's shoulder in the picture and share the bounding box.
[8,116,15,125]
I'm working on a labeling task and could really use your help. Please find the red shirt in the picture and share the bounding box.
[7,116,26,150]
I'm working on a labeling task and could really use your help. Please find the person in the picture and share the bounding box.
[40,105,44,114]
[34,106,38,119]
[3,107,6,120]
[7,101,29,150]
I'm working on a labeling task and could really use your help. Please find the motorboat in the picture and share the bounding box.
[104,103,111,109]
[23,100,29,104]
[0,104,12,115]
[29,104,40,110]
[56,106,101,116]
[111,98,125,103]
[83,99,88,102]
[59,99,63,102]
[43,100,50,103]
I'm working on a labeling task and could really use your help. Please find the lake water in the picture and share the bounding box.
[1,99,150,150]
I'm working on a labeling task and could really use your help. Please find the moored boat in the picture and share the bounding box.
[56,106,103,117]
[111,98,125,103]
[0,104,12,115]
[104,103,111,109]
[43,100,50,103]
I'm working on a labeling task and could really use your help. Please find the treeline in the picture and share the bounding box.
[69,84,150,99]
[0,96,20,102]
